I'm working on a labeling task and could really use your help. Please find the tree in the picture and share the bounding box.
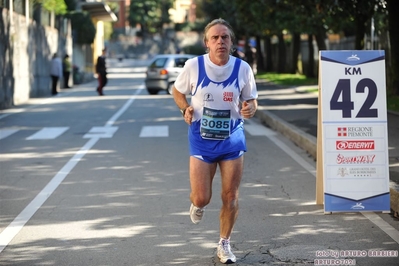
[128,0,173,36]
[202,0,280,72]
[193,0,391,77]
[67,11,96,45]
[34,0,67,14]
[323,0,387,50]
[387,0,399,95]
[63,0,76,11]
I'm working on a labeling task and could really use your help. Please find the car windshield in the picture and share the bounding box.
[150,58,168,68]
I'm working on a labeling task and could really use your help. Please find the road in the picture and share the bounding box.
[0,58,398,266]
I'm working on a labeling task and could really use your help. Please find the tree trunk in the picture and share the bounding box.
[314,28,327,51]
[354,15,368,50]
[387,0,399,95]
[264,36,273,72]
[291,32,300,74]
[306,34,315,78]
[277,33,286,73]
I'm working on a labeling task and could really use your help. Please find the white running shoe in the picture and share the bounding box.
[217,238,236,263]
[189,203,204,224]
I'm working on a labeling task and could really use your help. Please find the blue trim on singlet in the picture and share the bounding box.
[188,55,247,157]
[192,55,242,96]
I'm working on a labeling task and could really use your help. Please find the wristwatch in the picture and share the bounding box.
[180,106,189,116]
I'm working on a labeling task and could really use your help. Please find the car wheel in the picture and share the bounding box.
[147,89,159,95]
[167,83,174,95]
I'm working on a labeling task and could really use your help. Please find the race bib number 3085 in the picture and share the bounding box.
[200,107,231,140]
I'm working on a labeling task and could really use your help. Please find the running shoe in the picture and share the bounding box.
[217,238,236,263]
[189,203,204,224]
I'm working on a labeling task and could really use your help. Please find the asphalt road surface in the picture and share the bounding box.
[0,58,398,266]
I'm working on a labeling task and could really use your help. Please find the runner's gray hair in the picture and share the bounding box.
[203,18,236,54]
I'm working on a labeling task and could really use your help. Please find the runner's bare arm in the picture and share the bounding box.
[241,99,258,118]
[173,86,194,125]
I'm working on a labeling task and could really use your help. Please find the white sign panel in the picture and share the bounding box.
[320,50,390,212]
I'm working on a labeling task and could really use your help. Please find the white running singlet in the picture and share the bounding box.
[174,54,258,157]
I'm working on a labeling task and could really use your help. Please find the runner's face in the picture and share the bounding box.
[206,24,232,63]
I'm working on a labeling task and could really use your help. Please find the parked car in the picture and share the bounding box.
[145,54,195,95]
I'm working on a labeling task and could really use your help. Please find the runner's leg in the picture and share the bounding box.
[218,156,243,239]
[189,156,217,208]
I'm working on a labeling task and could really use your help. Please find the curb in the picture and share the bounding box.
[255,109,399,217]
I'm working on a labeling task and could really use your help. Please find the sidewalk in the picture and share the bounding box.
[254,80,399,217]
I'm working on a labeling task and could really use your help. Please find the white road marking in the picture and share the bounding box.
[139,125,169,137]
[0,88,143,253]
[0,129,19,140]
[83,126,118,138]
[0,137,98,253]
[26,127,69,140]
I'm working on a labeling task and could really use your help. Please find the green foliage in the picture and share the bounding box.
[196,0,388,41]
[174,21,206,32]
[387,0,399,95]
[103,22,113,41]
[67,12,96,45]
[196,0,396,97]
[106,1,119,13]
[63,0,76,11]
[128,0,173,35]
[35,0,67,14]
[256,72,318,86]
[387,95,399,112]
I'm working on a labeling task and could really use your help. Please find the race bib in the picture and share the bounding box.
[200,107,231,140]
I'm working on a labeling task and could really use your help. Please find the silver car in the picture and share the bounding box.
[145,54,195,95]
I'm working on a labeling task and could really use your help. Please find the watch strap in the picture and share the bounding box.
[180,106,189,116]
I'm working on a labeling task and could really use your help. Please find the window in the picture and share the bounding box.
[150,58,167,68]
[174,58,189,68]
[13,0,25,15]
[0,0,9,8]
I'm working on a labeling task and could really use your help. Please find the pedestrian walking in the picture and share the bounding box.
[63,54,72,88]
[172,18,258,264]
[95,49,107,96]
[50,53,63,95]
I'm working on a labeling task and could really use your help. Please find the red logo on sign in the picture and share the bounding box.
[337,127,347,137]
[336,140,375,150]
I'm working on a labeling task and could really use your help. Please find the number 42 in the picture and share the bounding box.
[329,78,378,118]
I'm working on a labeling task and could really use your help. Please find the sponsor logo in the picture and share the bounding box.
[351,202,365,210]
[223,91,233,102]
[336,154,376,164]
[347,54,360,61]
[337,167,377,177]
[204,93,214,102]
[337,168,349,177]
[337,127,373,137]
[337,127,347,137]
[336,140,375,150]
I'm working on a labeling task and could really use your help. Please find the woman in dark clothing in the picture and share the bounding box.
[96,49,107,96]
